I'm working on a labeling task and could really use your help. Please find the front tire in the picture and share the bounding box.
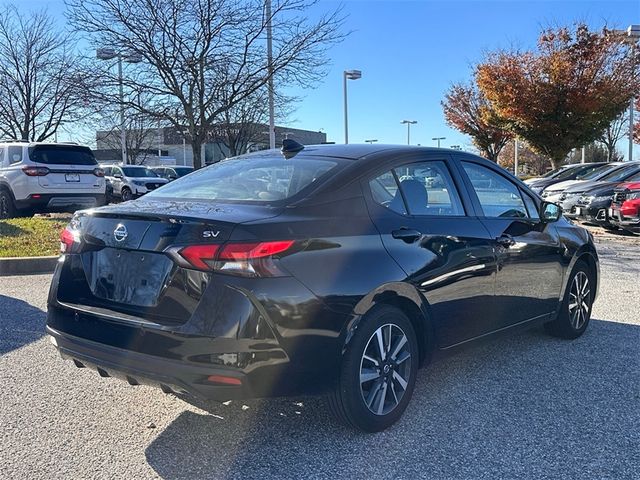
[329,306,419,432]
[545,261,594,339]
[121,187,133,202]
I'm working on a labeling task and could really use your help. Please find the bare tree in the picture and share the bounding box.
[68,0,345,168]
[598,113,627,162]
[214,89,295,157]
[0,6,87,142]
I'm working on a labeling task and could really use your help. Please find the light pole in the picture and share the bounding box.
[627,25,640,161]
[365,139,378,144]
[401,120,417,145]
[177,129,189,166]
[266,0,275,149]
[96,48,142,164]
[432,136,445,148]
[514,138,519,176]
[343,70,362,144]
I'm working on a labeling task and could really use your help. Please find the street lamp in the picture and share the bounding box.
[401,120,417,145]
[365,139,378,144]
[96,48,143,164]
[627,25,640,162]
[343,70,362,144]
[177,128,189,166]
[432,136,446,148]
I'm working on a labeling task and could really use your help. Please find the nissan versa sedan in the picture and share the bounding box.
[46,143,599,432]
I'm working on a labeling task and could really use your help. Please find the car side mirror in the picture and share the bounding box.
[113,173,122,179]
[540,201,561,222]
[168,175,177,180]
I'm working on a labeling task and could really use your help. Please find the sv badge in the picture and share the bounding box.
[202,230,220,238]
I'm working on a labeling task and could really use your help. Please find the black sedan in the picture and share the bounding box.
[47,143,599,432]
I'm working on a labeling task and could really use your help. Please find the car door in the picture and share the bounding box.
[457,159,564,327]
[365,154,498,347]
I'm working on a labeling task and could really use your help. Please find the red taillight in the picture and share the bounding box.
[178,244,220,270]
[218,241,295,260]
[172,240,295,276]
[207,375,242,386]
[60,227,76,253]
[22,166,49,176]
[93,167,105,177]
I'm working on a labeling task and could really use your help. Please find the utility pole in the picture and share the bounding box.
[266,0,275,149]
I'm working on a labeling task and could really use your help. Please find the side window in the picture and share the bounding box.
[114,167,123,177]
[462,162,528,218]
[369,171,407,215]
[8,146,22,164]
[393,161,465,216]
[522,191,540,220]
[0,147,4,167]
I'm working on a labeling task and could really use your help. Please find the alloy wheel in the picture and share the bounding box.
[0,194,8,219]
[359,323,412,416]
[568,271,590,330]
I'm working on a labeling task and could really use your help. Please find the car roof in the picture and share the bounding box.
[261,144,465,161]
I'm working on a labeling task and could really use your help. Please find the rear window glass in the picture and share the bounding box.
[602,165,640,182]
[28,145,96,165]
[147,155,338,202]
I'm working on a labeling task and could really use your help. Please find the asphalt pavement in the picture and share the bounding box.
[1,237,639,479]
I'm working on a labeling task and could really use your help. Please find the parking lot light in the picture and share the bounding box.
[96,48,143,164]
[343,69,362,144]
[401,120,417,145]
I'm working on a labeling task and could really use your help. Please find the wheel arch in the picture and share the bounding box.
[560,245,599,302]
[342,282,436,368]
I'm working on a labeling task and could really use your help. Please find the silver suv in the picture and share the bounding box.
[102,165,169,202]
[0,141,106,219]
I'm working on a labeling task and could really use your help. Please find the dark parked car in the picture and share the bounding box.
[532,162,608,195]
[564,163,640,226]
[47,143,599,432]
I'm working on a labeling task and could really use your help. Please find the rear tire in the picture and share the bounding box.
[328,305,419,432]
[0,188,16,219]
[544,260,594,339]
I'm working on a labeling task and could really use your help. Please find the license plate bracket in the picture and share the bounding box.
[65,173,80,182]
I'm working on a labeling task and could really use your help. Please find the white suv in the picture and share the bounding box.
[0,141,106,219]
[102,164,169,202]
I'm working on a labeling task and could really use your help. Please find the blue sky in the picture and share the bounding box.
[18,0,640,149]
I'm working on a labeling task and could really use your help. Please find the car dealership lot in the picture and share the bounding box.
[1,237,639,479]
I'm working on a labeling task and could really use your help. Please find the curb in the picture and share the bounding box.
[0,256,59,276]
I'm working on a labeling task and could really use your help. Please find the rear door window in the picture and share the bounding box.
[369,171,407,215]
[28,145,96,165]
[393,161,465,216]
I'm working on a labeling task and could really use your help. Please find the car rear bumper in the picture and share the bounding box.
[46,254,343,400]
[16,193,106,210]
[46,325,253,400]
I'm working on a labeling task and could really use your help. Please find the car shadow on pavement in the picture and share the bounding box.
[145,318,640,480]
[0,294,45,355]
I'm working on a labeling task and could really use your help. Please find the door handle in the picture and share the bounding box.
[496,234,515,248]
[392,228,422,243]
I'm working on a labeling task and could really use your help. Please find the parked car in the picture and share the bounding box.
[562,163,640,225]
[609,181,640,233]
[102,164,169,202]
[533,163,607,196]
[522,164,576,185]
[542,162,627,204]
[151,166,194,181]
[0,141,105,218]
[47,143,599,432]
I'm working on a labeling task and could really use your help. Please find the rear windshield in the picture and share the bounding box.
[146,154,339,203]
[28,145,96,165]
[122,167,158,178]
[542,167,565,178]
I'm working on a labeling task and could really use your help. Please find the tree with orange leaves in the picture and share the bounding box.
[442,82,512,162]
[477,25,640,169]
[634,97,640,145]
